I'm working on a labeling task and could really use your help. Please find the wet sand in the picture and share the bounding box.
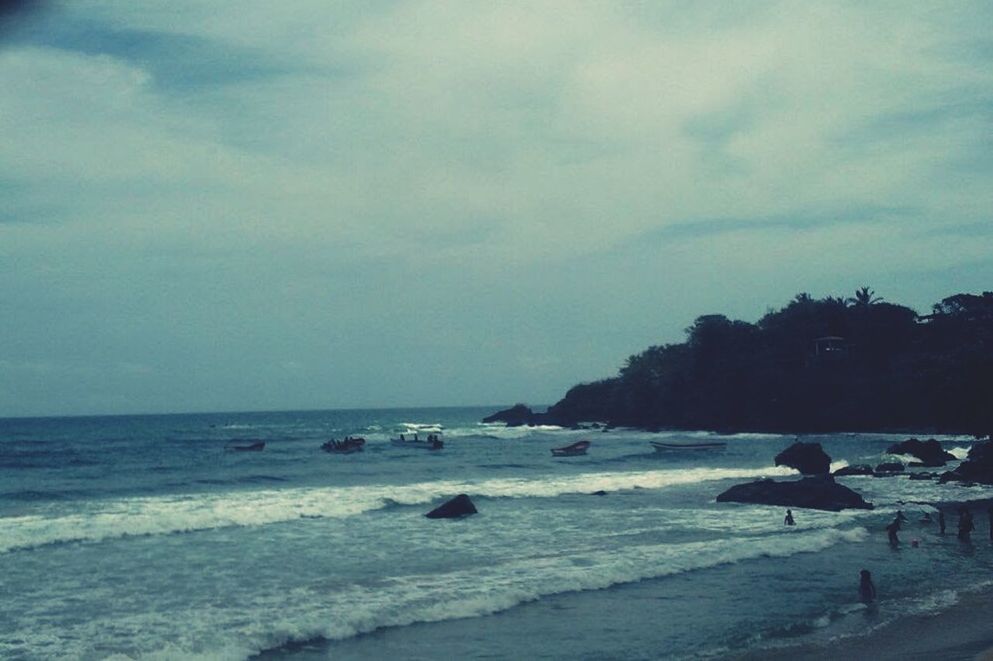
[739,496,993,661]
[740,583,993,660]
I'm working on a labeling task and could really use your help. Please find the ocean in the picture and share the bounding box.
[2,407,992,660]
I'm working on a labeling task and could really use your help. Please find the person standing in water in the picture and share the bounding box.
[988,507,993,542]
[938,510,946,535]
[886,517,901,545]
[784,509,795,526]
[958,507,974,541]
[859,569,877,604]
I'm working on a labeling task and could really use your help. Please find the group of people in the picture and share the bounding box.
[782,504,993,605]
[884,506,992,545]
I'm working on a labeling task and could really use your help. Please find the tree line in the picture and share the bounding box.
[543,289,993,434]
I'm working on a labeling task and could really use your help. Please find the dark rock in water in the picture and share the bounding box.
[886,438,956,467]
[425,494,478,519]
[775,442,831,475]
[939,441,993,485]
[716,476,873,511]
[591,490,607,496]
[874,462,904,473]
[833,464,874,477]
[482,404,535,427]
[909,472,935,480]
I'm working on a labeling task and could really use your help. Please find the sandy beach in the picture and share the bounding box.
[740,582,993,661]
[740,498,993,661]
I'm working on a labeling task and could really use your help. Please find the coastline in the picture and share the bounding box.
[738,580,993,661]
[739,496,993,661]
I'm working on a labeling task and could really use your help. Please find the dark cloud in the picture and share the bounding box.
[0,0,46,39]
[9,18,308,90]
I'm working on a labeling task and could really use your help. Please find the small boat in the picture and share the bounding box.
[322,437,366,454]
[551,440,590,457]
[650,441,726,452]
[228,441,265,452]
[390,432,443,450]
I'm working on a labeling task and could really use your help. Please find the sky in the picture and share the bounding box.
[1,1,992,417]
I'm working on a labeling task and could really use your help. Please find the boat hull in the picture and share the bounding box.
[651,441,726,452]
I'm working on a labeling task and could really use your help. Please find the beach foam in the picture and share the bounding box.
[0,465,799,553]
[1,526,867,660]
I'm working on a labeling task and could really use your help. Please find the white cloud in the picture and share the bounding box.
[1,1,992,415]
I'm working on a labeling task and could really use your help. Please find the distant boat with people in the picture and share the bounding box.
[651,440,726,452]
[390,432,443,450]
[321,437,366,454]
[551,440,590,457]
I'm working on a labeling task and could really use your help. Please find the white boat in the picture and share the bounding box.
[390,432,443,450]
[651,440,727,452]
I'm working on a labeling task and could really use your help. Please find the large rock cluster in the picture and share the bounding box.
[716,476,874,511]
[939,441,993,485]
[774,442,831,475]
[886,438,956,467]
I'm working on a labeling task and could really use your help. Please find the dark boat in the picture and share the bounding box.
[551,440,590,457]
[228,441,265,452]
[322,437,366,454]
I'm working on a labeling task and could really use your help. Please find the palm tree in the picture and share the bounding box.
[848,287,883,308]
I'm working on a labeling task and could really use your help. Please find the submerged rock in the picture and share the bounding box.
[886,438,956,467]
[425,494,478,519]
[716,476,873,511]
[874,462,905,474]
[775,442,831,475]
[939,441,993,485]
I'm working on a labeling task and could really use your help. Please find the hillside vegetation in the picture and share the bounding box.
[542,289,993,434]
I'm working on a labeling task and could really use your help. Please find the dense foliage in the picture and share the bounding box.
[545,290,993,434]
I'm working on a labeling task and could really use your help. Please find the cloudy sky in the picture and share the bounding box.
[2,1,992,417]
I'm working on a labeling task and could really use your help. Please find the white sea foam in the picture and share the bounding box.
[829,460,850,473]
[949,446,971,460]
[2,526,866,660]
[0,465,797,553]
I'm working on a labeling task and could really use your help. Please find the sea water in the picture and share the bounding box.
[2,407,992,660]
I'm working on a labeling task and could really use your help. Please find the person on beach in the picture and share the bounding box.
[859,569,877,604]
[938,510,946,535]
[958,507,974,541]
[784,509,795,526]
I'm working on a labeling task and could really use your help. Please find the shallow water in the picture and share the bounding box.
[1,408,991,659]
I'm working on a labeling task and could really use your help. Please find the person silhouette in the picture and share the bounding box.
[958,507,974,541]
[938,510,946,535]
[859,569,877,604]
[886,518,901,545]
[784,509,795,526]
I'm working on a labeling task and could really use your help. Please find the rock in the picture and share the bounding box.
[908,472,935,480]
[939,441,993,485]
[833,464,874,477]
[482,404,535,427]
[591,490,607,496]
[425,494,478,519]
[774,442,831,475]
[874,462,904,473]
[886,438,956,467]
[716,476,873,511]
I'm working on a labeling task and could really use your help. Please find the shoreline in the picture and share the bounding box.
[738,580,993,661]
[739,496,993,661]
